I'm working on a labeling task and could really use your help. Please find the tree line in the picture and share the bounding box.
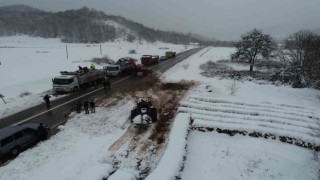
[232,28,320,88]
[0,6,221,45]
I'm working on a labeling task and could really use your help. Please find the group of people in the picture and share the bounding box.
[43,94,96,114]
[75,99,95,114]
[78,64,96,74]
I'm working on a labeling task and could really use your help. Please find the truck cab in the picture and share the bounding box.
[103,65,121,77]
[52,75,79,93]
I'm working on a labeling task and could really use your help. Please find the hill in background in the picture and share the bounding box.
[0,5,234,46]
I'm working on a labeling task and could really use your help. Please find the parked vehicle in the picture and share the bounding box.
[141,55,159,66]
[160,56,168,61]
[165,51,176,58]
[103,65,121,77]
[104,57,152,76]
[0,123,50,159]
[52,69,106,93]
[130,97,157,125]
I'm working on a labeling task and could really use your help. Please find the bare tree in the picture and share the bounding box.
[228,80,240,96]
[232,29,276,71]
[279,30,320,82]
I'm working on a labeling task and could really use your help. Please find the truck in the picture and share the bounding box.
[104,57,152,77]
[165,51,176,58]
[52,69,106,93]
[140,55,159,66]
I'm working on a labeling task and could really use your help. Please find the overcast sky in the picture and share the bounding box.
[1,0,320,40]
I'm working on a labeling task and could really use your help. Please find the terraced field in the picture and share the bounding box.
[179,96,320,149]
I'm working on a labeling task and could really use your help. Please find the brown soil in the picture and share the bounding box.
[106,75,196,155]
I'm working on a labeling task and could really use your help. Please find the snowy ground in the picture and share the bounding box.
[0,37,319,180]
[156,47,320,180]
[182,131,315,180]
[0,36,192,118]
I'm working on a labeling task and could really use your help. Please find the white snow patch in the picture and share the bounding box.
[146,113,190,180]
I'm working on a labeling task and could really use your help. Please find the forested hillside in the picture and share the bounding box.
[0,5,214,44]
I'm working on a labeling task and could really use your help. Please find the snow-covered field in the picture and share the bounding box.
[155,47,320,180]
[0,36,191,118]
[0,36,319,180]
[182,131,315,180]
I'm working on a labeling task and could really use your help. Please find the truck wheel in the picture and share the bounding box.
[11,147,20,156]
[130,109,137,123]
[151,108,157,123]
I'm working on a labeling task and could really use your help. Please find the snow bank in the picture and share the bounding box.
[108,169,136,180]
[146,113,190,180]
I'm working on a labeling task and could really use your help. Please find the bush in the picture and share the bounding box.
[313,80,320,90]
[90,56,114,65]
[19,91,32,98]
[128,49,136,54]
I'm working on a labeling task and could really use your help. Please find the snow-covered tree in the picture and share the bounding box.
[232,29,276,71]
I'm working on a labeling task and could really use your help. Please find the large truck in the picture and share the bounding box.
[104,57,152,77]
[52,69,106,93]
[141,55,159,66]
[165,51,176,58]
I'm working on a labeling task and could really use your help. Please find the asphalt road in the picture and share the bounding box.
[0,47,204,132]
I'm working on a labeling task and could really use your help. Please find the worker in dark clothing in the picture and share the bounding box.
[83,66,89,73]
[43,94,51,109]
[76,101,82,113]
[90,99,95,113]
[102,77,110,91]
[84,100,89,114]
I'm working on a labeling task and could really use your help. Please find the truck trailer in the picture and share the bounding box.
[52,69,106,93]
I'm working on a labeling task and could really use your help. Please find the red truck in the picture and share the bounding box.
[141,55,159,66]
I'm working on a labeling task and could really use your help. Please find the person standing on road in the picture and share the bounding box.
[84,100,89,114]
[90,99,95,113]
[102,77,110,91]
[76,101,82,113]
[43,94,51,109]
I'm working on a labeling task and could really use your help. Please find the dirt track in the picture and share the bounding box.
[104,75,196,178]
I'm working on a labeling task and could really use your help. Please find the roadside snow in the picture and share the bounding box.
[146,113,190,180]
[0,99,134,180]
[108,169,136,180]
[0,36,191,119]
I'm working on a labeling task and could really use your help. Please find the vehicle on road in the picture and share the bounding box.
[130,97,157,125]
[104,57,152,76]
[160,56,167,61]
[0,123,50,159]
[165,51,176,58]
[52,69,106,93]
[141,55,159,66]
[103,65,121,77]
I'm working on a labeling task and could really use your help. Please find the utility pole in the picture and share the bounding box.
[66,45,69,59]
[100,44,102,56]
